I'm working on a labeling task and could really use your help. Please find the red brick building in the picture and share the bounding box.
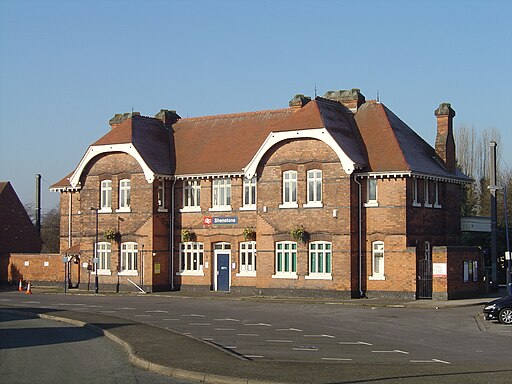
[50,89,481,299]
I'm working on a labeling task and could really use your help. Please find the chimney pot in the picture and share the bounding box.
[109,112,139,129]
[289,94,311,108]
[154,109,181,127]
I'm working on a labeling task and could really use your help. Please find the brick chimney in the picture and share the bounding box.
[434,103,456,172]
[154,109,181,127]
[323,88,365,112]
[109,112,140,129]
[289,94,311,109]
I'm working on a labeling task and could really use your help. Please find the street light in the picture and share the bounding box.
[90,207,99,294]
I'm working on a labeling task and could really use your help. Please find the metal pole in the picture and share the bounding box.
[35,174,41,236]
[489,142,498,291]
[504,187,512,296]
[90,207,99,294]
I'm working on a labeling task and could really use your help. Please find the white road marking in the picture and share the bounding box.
[202,338,214,341]
[223,346,237,349]
[410,359,451,365]
[146,310,169,313]
[163,318,180,321]
[100,310,116,313]
[0,299,11,302]
[22,301,40,304]
[276,328,303,332]
[182,314,205,317]
[322,357,353,361]
[245,355,264,358]
[84,305,102,308]
[266,339,293,343]
[237,333,260,337]
[293,347,319,351]
[213,318,240,322]
[246,323,272,327]
[134,314,151,317]
[215,328,236,331]
[372,350,409,354]
[339,341,373,346]
[189,322,212,326]
[116,307,136,310]
[304,334,335,338]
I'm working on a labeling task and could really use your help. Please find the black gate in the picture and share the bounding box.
[417,259,433,299]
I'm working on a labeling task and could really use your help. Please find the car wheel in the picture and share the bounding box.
[498,308,512,324]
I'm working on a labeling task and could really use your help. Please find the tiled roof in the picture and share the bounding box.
[355,101,470,180]
[94,115,174,176]
[0,182,42,253]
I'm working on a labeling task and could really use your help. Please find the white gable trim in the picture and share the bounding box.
[69,144,155,187]
[244,128,357,179]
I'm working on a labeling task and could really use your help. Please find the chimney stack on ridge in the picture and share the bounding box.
[434,103,456,172]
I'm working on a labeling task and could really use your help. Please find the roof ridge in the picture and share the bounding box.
[177,107,293,123]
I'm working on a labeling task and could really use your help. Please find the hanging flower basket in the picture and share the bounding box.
[290,225,309,243]
[181,229,193,242]
[104,228,121,243]
[243,226,256,241]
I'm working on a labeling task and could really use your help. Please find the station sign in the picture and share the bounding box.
[203,216,238,225]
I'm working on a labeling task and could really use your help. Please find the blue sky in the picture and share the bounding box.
[1,0,511,212]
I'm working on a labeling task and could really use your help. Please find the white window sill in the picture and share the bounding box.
[180,206,201,213]
[434,203,442,209]
[97,270,112,276]
[364,201,379,208]
[118,271,138,276]
[412,202,421,207]
[303,202,323,208]
[177,271,205,277]
[209,206,232,212]
[239,205,256,211]
[305,274,332,280]
[157,208,168,213]
[424,202,433,208]
[279,203,298,209]
[272,273,298,279]
[116,207,131,213]
[98,208,112,214]
[236,271,257,277]
[369,275,386,281]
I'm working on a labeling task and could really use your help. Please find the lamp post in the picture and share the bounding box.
[90,207,99,294]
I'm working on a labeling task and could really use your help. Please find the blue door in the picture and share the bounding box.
[217,254,230,291]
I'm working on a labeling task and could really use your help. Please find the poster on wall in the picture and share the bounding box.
[433,263,447,277]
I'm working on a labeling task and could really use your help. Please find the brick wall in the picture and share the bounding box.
[7,253,63,284]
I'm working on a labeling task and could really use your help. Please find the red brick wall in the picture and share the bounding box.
[8,253,63,283]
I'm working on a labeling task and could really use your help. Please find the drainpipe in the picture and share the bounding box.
[170,178,177,290]
[353,174,364,298]
[68,192,72,248]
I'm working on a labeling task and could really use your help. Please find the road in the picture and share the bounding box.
[1,291,511,383]
[0,310,194,384]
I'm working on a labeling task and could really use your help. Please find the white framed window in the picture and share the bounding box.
[369,241,385,280]
[463,260,478,283]
[178,242,204,276]
[412,178,421,207]
[306,241,332,280]
[157,180,167,212]
[211,178,231,211]
[273,241,298,278]
[304,169,323,208]
[241,177,257,210]
[424,181,432,207]
[280,170,298,208]
[96,242,112,274]
[182,180,201,212]
[365,178,378,207]
[434,181,442,208]
[100,180,112,213]
[118,178,131,212]
[237,241,256,276]
[120,242,138,275]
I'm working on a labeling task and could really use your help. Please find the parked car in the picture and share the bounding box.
[483,295,512,324]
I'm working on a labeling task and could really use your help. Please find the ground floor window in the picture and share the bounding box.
[238,241,256,276]
[180,242,204,274]
[274,241,297,278]
[96,242,111,273]
[370,241,385,280]
[306,241,332,279]
[120,242,138,274]
[463,260,478,282]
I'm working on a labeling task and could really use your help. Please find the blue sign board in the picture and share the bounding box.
[212,216,238,225]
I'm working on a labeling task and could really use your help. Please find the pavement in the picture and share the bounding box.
[1,285,510,384]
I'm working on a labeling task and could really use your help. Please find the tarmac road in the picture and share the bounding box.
[0,310,194,384]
